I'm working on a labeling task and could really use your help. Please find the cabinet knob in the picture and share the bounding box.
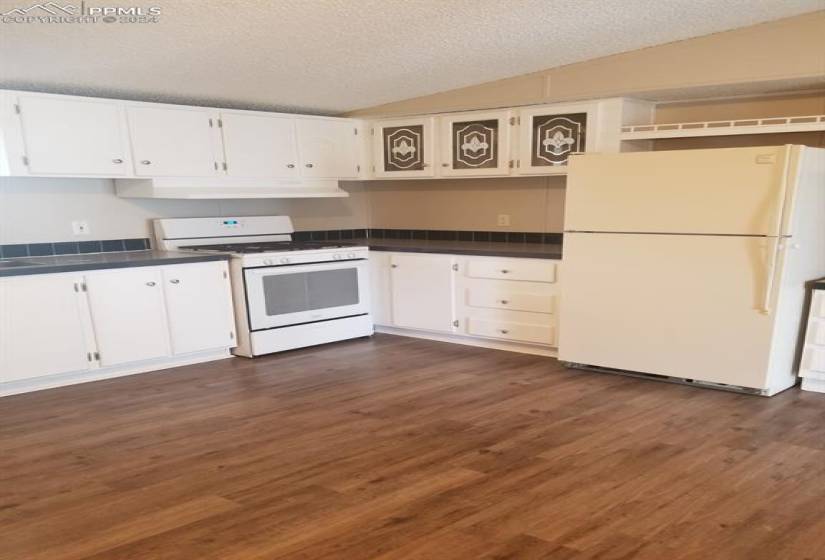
[287,164,295,169]
[169,279,180,284]
[305,163,314,168]
[141,160,151,165]
[500,269,510,274]
[146,281,156,287]
[441,163,450,167]
[500,299,509,304]
[391,264,398,268]
[499,329,509,334]
[112,158,123,164]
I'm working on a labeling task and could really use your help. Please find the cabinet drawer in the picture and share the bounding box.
[466,258,556,283]
[807,320,825,346]
[467,317,555,346]
[803,346,825,374]
[813,292,825,319]
[466,287,555,314]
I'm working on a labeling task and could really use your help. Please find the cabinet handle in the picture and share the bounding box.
[500,269,510,274]
[441,163,450,167]
[287,164,295,168]
[305,163,314,168]
[112,158,123,164]
[141,160,151,165]
[146,281,156,287]
[500,299,509,304]
[499,329,509,334]
[391,264,398,268]
[169,279,180,284]
[422,163,430,168]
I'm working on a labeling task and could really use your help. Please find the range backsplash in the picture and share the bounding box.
[293,229,563,244]
[0,238,152,259]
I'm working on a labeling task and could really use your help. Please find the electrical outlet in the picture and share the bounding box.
[72,220,90,236]
[497,214,511,227]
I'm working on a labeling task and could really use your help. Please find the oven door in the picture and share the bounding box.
[244,259,370,331]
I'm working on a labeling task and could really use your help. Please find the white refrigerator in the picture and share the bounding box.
[558,145,825,395]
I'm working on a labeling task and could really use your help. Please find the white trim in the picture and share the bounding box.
[375,325,558,358]
[0,349,232,397]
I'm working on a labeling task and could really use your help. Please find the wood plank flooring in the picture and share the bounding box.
[2,333,825,559]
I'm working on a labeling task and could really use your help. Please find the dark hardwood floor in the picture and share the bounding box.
[2,333,825,560]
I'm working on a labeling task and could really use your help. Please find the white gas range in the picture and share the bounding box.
[154,216,373,357]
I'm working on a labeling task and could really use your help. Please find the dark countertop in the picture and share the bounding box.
[348,238,563,259]
[0,250,229,277]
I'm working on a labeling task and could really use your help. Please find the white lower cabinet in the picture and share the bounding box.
[85,267,170,367]
[389,253,457,333]
[161,262,235,354]
[370,251,560,349]
[0,274,93,383]
[0,260,235,394]
[800,290,825,393]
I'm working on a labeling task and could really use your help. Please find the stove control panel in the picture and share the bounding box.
[242,247,369,268]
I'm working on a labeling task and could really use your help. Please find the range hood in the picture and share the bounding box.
[115,177,349,199]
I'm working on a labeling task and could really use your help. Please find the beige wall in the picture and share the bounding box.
[360,176,565,233]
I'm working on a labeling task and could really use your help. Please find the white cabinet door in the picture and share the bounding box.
[371,117,436,178]
[0,274,92,383]
[18,95,130,176]
[296,118,359,179]
[127,106,219,177]
[390,253,456,333]
[517,102,598,175]
[162,261,235,355]
[85,268,170,366]
[368,252,393,325]
[220,112,299,178]
[439,109,512,177]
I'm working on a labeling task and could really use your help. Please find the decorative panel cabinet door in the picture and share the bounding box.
[439,110,512,177]
[517,103,598,175]
[372,117,436,178]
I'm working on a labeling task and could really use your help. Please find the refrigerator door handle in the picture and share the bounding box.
[761,237,784,314]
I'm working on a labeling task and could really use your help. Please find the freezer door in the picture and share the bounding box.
[565,146,798,236]
[558,233,778,390]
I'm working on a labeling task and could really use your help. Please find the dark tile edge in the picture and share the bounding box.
[1,238,151,259]
[295,229,563,245]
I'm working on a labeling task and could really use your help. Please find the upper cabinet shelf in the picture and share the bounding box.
[620,114,825,140]
[0,89,367,198]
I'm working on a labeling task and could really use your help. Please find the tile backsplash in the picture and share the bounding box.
[0,238,151,259]
[294,229,563,244]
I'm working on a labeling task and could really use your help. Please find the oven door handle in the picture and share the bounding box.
[244,260,367,282]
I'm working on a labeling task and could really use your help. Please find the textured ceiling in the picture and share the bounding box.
[0,0,822,115]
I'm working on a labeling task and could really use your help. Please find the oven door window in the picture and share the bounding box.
[262,268,360,316]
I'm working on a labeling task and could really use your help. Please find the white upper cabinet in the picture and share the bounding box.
[126,105,222,177]
[439,109,513,177]
[219,112,299,179]
[161,261,236,355]
[18,95,130,176]
[371,117,436,178]
[296,118,359,179]
[85,267,171,367]
[516,102,598,175]
[0,274,93,383]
